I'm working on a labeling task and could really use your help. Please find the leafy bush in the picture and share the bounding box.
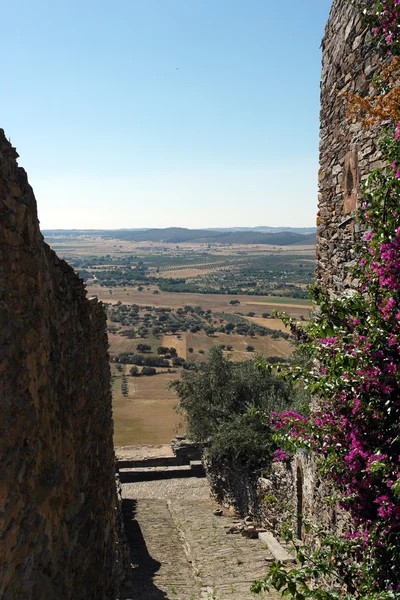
[172,356,185,367]
[207,412,274,470]
[141,366,157,376]
[157,346,169,355]
[171,346,305,468]
[136,343,152,353]
[143,357,169,367]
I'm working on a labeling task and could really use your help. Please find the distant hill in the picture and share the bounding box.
[195,230,317,246]
[205,226,317,235]
[42,226,316,246]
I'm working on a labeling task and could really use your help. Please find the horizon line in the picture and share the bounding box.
[40,225,317,232]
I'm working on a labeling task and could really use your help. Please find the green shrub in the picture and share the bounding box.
[171,347,303,453]
[141,366,157,376]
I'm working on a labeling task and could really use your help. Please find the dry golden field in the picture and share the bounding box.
[153,265,226,278]
[47,235,315,259]
[109,325,294,445]
[242,316,294,333]
[108,333,161,356]
[90,285,311,320]
[160,329,293,362]
[161,334,187,359]
[46,236,314,447]
[184,331,293,362]
[111,364,184,446]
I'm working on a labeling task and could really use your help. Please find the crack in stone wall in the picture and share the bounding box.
[0,129,117,599]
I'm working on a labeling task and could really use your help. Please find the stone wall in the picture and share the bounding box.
[317,0,390,292]
[206,451,349,546]
[258,452,349,544]
[205,460,261,520]
[0,129,117,599]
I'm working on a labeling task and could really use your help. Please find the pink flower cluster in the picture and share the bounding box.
[392,160,400,179]
[272,448,291,462]
[270,120,400,590]
[270,410,308,431]
[367,0,400,54]
[368,229,400,293]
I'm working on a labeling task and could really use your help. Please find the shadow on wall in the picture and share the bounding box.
[296,464,304,541]
[121,499,168,600]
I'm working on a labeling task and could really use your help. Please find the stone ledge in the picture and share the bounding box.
[258,532,295,564]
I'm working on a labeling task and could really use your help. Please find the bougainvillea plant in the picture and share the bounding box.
[252,4,400,599]
[358,0,400,55]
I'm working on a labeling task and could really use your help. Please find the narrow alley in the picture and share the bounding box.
[118,449,279,600]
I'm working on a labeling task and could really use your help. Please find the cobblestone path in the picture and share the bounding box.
[120,477,278,600]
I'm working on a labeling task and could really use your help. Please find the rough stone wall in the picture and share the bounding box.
[206,452,349,545]
[317,0,390,292]
[206,460,260,520]
[258,452,350,544]
[0,129,117,599]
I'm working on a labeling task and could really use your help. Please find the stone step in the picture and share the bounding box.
[118,456,186,469]
[258,532,295,564]
[119,463,205,483]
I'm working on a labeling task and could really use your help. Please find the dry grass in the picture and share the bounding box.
[241,300,311,310]
[112,366,185,446]
[90,285,311,319]
[162,334,187,360]
[48,236,315,259]
[185,331,293,362]
[108,333,160,356]
[108,334,139,355]
[153,266,224,278]
[242,316,295,333]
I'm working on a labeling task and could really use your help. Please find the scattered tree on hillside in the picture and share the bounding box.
[157,346,169,355]
[136,343,152,353]
[141,366,157,376]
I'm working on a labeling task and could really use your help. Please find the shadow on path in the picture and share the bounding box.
[120,499,168,600]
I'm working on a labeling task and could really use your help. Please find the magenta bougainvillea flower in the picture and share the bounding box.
[266,117,400,592]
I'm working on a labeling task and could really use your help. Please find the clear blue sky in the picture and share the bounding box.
[1,0,333,229]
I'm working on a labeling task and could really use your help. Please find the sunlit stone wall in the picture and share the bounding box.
[317,0,390,292]
[0,129,117,600]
